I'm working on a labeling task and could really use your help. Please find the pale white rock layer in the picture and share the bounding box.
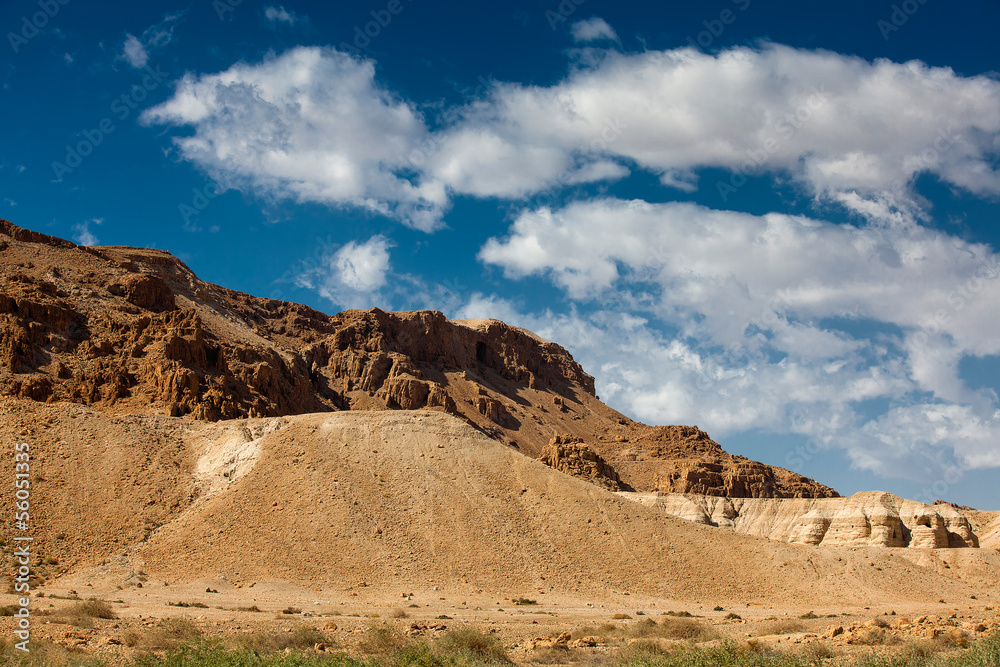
[617,490,980,549]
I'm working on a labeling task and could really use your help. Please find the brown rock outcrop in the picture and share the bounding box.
[538,436,629,491]
[0,219,837,498]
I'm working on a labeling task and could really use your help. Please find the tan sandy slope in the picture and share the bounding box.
[2,398,996,609]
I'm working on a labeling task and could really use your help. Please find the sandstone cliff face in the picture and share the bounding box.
[538,435,629,491]
[981,517,1000,550]
[0,219,837,499]
[621,491,982,549]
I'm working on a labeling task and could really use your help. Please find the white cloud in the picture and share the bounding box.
[142,47,446,231]
[120,13,183,69]
[295,236,393,309]
[481,199,1000,355]
[73,219,101,246]
[437,44,1000,222]
[264,5,300,25]
[122,34,148,68]
[474,198,1000,478]
[145,43,1000,229]
[571,18,618,43]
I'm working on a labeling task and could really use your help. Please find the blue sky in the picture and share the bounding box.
[3,0,1000,508]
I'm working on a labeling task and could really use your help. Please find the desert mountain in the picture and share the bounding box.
[0,220,997,614]
[0,219,835,499]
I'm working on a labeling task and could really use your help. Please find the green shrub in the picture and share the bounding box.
[234,625,329,654]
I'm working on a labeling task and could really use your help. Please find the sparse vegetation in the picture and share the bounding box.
[513,598,538,605]
[357,622,412,655]
[657,617,720,642]
[124,617,202,651]
[850,627,902,646]
[53,598,118,627]
[437,626,511,664]
[757,619,807,636]
[168,601,208,608]
[0,626,994,667]
[233,625,328,654]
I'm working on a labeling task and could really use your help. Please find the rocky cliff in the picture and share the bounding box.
[538,435,629,491]
[620,491,991,549]
[0,219,838,498]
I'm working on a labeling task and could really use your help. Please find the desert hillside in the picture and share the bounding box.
[1,398,995,608]
[0,219,835,499]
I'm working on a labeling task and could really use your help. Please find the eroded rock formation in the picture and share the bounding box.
[621,490,982,549]
[0,219,838,499]
[538,435,629,491]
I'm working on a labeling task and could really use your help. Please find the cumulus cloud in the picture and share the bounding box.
[145,43,1000,229]
[439,44,1000,223]
[474,198,1000,478]
[481,199,1000,354]
[142,48,446,231]
[571,18,618,43]
[120,13,182,69]
[264,5,300,25]
[295,235,393,309]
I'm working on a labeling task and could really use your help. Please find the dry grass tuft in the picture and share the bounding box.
[757,619,806,636]
[802,641,836,660]
[657,617,719,642]
[232,624,329,654]
[358,622,412,655]
[437,626,511,664]
[124,617,202,650]
[70,599,116,620]
[850,627,901,646]
[48,598,117,628]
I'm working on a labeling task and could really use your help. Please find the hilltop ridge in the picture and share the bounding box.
[0,219,836,498]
